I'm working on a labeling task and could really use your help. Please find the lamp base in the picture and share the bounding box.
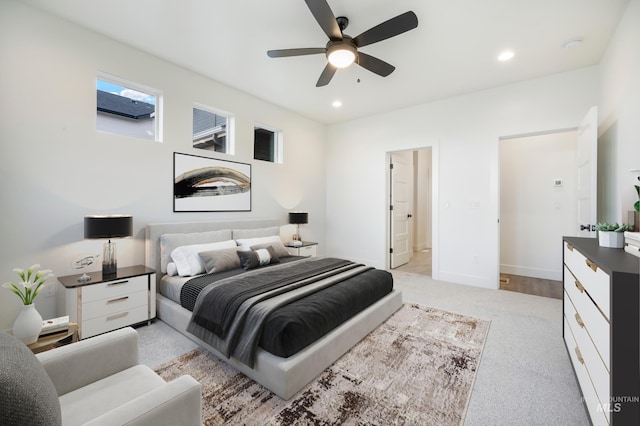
[102,261,117,276]
[102,240,117,276]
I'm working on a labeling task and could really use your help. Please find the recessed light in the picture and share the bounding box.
[498,50,514,61]
[332,100,342,108]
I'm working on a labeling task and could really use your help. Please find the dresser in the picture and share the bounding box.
[563,237,639,425]
[58,265,156,339]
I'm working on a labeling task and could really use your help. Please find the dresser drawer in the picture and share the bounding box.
[564,316,610,425]
[81,290,148,321]
[564,291,610,410]
[81,305,148,339]
[564,266,610,370]
[81,275,148,303]
[564,242,610,319]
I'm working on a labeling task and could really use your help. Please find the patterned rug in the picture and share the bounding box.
[154,304,490,425]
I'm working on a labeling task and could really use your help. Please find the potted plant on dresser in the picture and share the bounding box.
[595,223,632,248]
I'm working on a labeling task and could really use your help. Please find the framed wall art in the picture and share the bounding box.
[173,152,251,212]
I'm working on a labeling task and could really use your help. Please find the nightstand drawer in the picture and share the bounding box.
[564,266,610,370]
[287,243,317,257]
[81,290,148,321]
[81,305,148,339]
[564,242,610,319]
[81,275,148,303]
[297,245,316,256]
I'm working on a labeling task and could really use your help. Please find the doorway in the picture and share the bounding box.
[499,130,578,298]
[388,147,433,275]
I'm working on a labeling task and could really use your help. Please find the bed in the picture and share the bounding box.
[145,218,402,400]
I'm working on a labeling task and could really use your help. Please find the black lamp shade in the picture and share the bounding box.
[289,212,308,225]
[84,215,133,239]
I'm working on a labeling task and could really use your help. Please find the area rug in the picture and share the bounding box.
[154,304,490,425]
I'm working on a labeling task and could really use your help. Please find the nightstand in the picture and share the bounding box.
[286,241,318,257]
[58,265,156,339]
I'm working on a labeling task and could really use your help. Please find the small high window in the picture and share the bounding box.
[254,124,283,163]
[96,73,162,142]
[193,105,233,154]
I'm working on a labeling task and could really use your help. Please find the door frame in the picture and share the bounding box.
[385,142,440,280]
[496,125,585,286]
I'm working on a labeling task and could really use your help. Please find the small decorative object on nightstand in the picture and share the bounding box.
[286,241,318,257]
[57,265,156,339]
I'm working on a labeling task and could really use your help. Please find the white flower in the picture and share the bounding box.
[3,264,54,305]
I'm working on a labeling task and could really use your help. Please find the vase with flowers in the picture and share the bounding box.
[3,264,54,344]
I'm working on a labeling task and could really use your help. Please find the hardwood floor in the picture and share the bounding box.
[499,274,562,299]
[393,252,562,300]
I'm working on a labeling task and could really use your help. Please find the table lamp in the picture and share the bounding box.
[84,214,133,278]
[288,212,308,245]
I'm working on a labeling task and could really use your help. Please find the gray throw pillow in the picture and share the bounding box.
[199,247,242,273]
[0,332,62,426]
[250,241,290,258]
[237,246,280,270]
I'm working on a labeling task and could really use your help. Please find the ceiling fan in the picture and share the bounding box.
[267,0,418,87]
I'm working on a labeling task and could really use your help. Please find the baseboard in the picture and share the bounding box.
[500,264,561,281]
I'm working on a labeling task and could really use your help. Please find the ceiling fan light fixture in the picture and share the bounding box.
[327,44,357,68]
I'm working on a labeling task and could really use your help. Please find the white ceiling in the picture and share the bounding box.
[19,0,630,124]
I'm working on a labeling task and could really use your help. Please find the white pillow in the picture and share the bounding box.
[166,262,178,277]
[171,240,237,276]
[235,235,283,251]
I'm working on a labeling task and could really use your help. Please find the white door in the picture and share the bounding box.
[576,106,598,237]
[390,151,412,268]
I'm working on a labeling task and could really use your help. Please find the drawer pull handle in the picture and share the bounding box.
[107,280,129,287]
[107,296,129,304]
[585,259,597,272]
[574,346,585,365]
[566,243,574,251]
[574,280,585,293]
[574,312,585,328]
[106,312,129,321]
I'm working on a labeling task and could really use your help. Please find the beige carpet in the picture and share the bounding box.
[154,304,490,425]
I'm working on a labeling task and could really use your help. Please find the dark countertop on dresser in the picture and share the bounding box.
[564,236,640,276]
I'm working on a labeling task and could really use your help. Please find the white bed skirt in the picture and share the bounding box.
[156,289,403,400]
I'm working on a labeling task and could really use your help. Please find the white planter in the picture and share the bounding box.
[598,231,624,248]
[12,303,43,344]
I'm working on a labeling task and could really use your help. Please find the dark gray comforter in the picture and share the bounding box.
[186,257,388,367]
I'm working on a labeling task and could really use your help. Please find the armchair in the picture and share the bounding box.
[1,327,201,426]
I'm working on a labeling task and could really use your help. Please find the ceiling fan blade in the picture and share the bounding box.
[353,11,418,48]
[304,0,342,40]
[316,63,337,87]
[267,48,326,58]
[357,52,395,77]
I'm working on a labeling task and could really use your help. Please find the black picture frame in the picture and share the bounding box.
[173,152,251,212]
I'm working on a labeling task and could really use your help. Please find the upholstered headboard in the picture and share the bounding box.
[145,218,280,284]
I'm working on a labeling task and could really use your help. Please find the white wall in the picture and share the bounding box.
[0,1,326,330]
[326,67,599,289]
[598,0,640,222]
[500,132,578,281]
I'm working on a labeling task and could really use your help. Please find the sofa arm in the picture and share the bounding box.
[82,375,202,426]
[37,327,139,396]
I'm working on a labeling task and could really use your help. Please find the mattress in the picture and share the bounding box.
[162,256,393,361]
